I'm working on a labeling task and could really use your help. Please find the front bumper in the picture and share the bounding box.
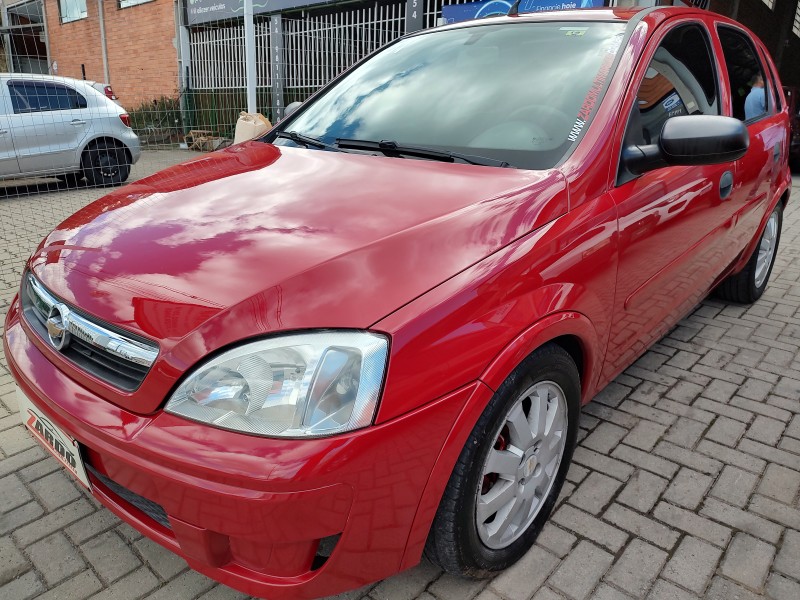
[4,298,477,599]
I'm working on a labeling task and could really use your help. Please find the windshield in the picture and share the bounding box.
[274,21,626,170]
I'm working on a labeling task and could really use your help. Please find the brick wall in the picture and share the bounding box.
[44,0,179,110]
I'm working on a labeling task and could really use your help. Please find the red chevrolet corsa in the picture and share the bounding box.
[4,6,791,598]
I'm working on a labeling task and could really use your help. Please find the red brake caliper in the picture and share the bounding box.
[481,425,509,495]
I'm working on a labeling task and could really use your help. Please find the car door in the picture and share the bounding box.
[603,20,735,380]
[0,78,21,177]
[5,80,89,175]
[715,25,786,256]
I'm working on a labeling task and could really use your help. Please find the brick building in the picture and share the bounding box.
[42,0,178,108]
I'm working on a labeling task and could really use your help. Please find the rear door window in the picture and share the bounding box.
[763,55,782,112]
[8,81,87,114]
[718,26,771,122]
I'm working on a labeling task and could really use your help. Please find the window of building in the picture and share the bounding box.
[119,0,155,8]
[8,81,87,114]
[794,2,800,38]
[59,0,87,23]
[718,26,771,122]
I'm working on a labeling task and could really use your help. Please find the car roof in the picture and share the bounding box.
[0,72,98,87]
[431,6,734,33]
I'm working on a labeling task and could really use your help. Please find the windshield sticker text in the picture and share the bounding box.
[569,51,616,142]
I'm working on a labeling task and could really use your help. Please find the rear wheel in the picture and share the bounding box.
[424,344,580,577]
[716,203,782,304]
[82,142,131,187]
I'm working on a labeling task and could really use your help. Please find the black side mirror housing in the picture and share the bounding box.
[623,115,749,176]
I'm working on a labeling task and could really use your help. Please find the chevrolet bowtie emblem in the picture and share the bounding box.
[46,304,71,351]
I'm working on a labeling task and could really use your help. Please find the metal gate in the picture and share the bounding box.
[185,0,406,130]
[283,2,405,97]
[183,0,480,140]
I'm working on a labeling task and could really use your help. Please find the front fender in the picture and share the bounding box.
[398,309,600,571]
[372,192,617,424]
[399,380,495,571]
[480,310,601,404]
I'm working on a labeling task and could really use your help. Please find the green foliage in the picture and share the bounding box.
[183,88,274,139]
[127,96,184,145]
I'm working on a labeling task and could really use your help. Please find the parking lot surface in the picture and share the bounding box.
[1,157,799,600]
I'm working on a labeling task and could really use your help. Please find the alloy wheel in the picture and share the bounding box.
[475,380,568,549]
[754,210,779,289]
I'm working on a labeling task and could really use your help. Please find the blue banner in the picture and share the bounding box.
[441,0,604,25]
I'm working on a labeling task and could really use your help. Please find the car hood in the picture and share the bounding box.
[29,142,566,408]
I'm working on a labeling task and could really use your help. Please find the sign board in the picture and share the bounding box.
[441,0,604,25]
[185,0,339,26]
[185,0,607,27]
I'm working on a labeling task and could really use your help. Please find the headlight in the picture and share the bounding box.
[164,331,389,437]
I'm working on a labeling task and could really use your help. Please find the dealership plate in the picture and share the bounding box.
[17,387,91,489]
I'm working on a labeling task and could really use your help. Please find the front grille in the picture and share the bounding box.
[86,464,171,530]
[20,274,158,391]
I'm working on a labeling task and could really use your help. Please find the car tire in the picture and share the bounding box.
[716,203,783,304]
[82,142,131,187]
[424,343,580,578]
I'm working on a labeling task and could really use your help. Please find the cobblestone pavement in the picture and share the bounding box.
[0,161,798,600]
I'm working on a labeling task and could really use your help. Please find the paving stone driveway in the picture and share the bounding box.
[1,158,799,600]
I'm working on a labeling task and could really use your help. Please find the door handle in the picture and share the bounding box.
[0,130,7,135]
[71,119,86,126]
[773,143,781,164]
[719,170,734,200]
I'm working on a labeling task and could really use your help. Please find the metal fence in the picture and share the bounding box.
[0,0,466,195]
[283,3,406,91]
[168,1,410,153]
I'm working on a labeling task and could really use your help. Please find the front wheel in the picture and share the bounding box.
[716,203,783,304]
[82,142,131,187]
[424,344,580,577]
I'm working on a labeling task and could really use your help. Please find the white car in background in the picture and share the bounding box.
[90,82,120,104]
[0,73,140,187]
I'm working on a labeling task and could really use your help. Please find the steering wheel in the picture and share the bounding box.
[508,105,573,133]
[469,105,574,151]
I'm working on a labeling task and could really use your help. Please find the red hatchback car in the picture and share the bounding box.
[4,6,792,599]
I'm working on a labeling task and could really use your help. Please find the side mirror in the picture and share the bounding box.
[283,101,303,119]
[623,115,749,176]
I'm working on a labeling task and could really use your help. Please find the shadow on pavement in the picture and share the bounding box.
[0,177,94,198]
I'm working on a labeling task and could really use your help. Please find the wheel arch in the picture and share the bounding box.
[479,311,600,405]
[730,184,790,276]
[80,136,132,166]
[399,311,601,570]
[779,186,790,210]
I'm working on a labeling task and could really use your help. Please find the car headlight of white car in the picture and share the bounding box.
[164,331,389,437]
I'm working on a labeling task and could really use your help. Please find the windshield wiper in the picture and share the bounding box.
[274,130,343,152]
[335,139,511,168]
